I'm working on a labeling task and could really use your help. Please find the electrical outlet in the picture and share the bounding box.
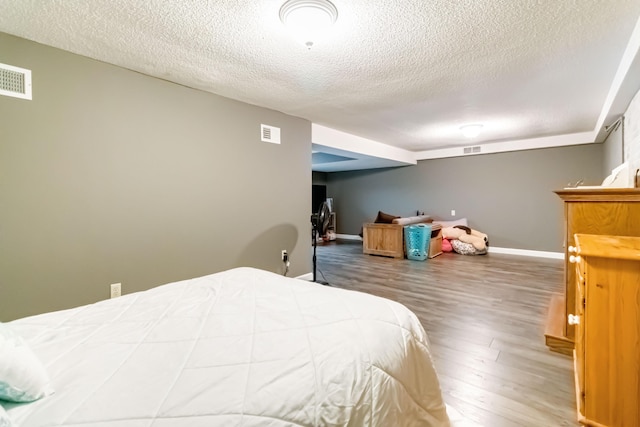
[281,250,288,262]
[110,283,121,299]
[451,209,456,216]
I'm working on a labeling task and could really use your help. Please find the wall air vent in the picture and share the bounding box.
[0,63,32,100]
[463,145,482,155]
[261,124,281,144]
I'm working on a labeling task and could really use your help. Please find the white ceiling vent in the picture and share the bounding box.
[261,124,281,144]
[463,145,482,155]
[0,63,32,100]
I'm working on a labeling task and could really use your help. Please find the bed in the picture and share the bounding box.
[2,267,451,426]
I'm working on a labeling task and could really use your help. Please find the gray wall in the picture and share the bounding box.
[327,144,603,252]
[312,171,328,185]
[0,33,311,321]
[602,122,624,176]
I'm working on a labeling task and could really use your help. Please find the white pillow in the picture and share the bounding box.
[0,405,14,427]
[0,322,54,402]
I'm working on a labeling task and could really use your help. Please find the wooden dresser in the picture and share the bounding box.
[571,234,640,427]
[545,189,640,355]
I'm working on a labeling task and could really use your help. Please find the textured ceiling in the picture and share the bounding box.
[1,0,640,152]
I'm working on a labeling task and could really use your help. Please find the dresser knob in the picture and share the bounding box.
[568,314,580,325]
[568,246,577,253]
[569,255,581,263]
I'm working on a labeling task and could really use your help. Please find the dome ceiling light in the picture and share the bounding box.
[460,124,484,138]
[279,0,338,49]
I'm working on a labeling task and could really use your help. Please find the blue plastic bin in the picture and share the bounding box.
[404,224,431,261]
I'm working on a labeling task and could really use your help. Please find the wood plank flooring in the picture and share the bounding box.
[315,239,577,427]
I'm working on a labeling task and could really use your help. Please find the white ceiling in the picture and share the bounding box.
[2,1,640,171]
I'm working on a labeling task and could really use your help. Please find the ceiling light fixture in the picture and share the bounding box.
[460,124,483,138]
[279,0,338,49]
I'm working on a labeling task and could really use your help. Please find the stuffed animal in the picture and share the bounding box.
[442,225,489,253]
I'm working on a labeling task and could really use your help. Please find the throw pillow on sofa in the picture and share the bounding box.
[374,211,400,224]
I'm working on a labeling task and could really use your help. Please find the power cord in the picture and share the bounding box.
[317,267,330,286]
[283,252,290,276]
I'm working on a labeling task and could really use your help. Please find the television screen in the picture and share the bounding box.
[312,184,326,214]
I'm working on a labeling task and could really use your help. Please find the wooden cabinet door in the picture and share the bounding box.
[574,262,585,417]
[562,197,640,343]
[574,233,640,427]
[583,258,640,426]
[583,259,611,425]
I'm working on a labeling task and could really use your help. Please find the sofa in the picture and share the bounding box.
[362,213,442,259]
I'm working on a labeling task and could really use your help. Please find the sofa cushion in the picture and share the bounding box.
[374,211,400,224]
[432,218,468,228]
[392,215,432,226]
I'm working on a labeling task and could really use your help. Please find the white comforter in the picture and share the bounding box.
[7,267,450,426]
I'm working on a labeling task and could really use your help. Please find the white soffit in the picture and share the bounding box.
[1,1,640,160]
[311,143,411,173]
[312,124,415,165]
[593,15,640,142]
[311,123,415,172]
[414,131,596,160]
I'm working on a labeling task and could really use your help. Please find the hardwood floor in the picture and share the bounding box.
[315,239,578,427]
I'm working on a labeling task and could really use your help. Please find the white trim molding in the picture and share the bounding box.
[414,131,595,160]
[295,272,313,281]
[334,236,562,260]
[488,247,564,260]
[335,234,362,241]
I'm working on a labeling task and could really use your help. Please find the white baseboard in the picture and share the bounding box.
[295,272,313,281]
[336,234,362,241]
[325,235,563,260]
[489,247,563,259]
